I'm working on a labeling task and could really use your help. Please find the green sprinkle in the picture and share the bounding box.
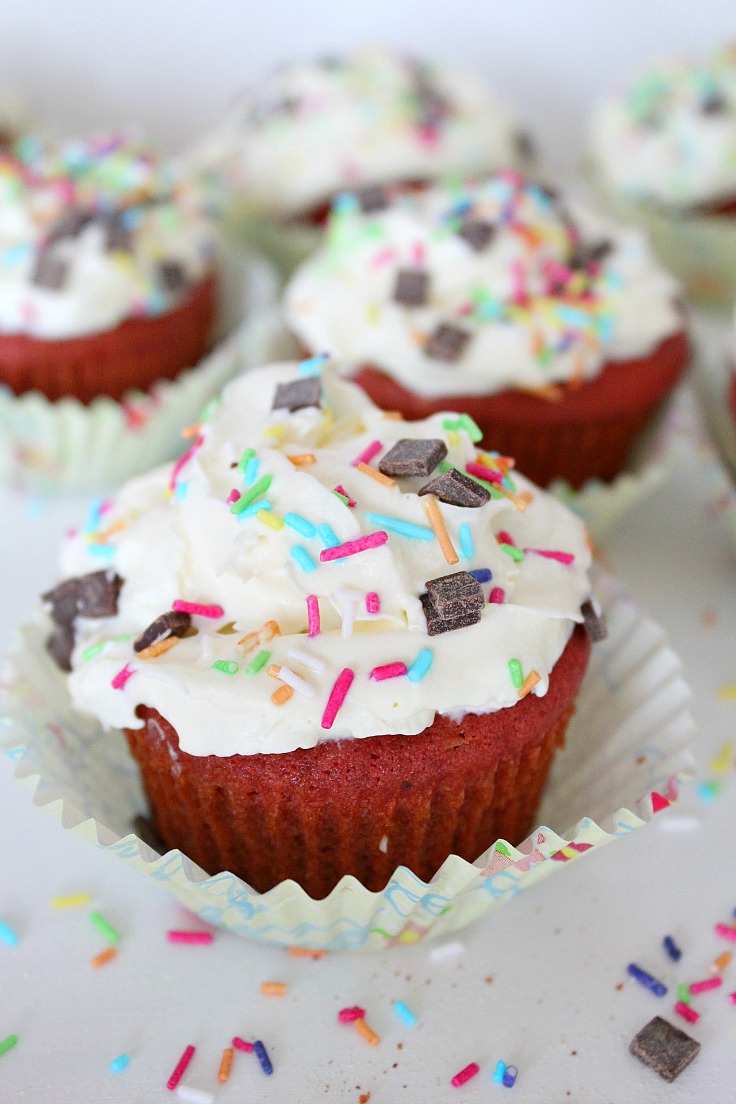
[677,983,691,1005]
[246,650,270,676]
[500,543,525,562]
[332,491,350,506]
[458,414,483,443]
[230,474,273,515]
[212,660,239,675]
[199,396,221,422]
[81,634,131,662]
[438,459,453,473]
[508,659,524,689]
[89,911,120,945]
[237,446,256,471]
[0,1035,18,1059]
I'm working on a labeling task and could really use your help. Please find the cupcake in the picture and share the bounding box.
[0,133,220,404]
[284,172,689,489]
[588,46,736,304]
[40,360,602,900]
[190,45,531,273]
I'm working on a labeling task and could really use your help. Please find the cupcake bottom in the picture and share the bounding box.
[0,273,218,404]
[125,625,591,900]
[349,331,688,489]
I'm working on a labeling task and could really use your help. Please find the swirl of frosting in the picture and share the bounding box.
[50,361,594,757]
[190,45,528,218]
[284,173,681,398]
[590,46,736,208]
[0,134,219,339]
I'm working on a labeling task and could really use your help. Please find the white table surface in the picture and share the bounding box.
[1,399,735,1104]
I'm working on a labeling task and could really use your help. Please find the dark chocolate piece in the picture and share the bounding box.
[457,219,495,252]
[46,206,92,244]
[514,130,536,160]
[157,260,188,294]
[104,217,132,252]
[581,598,608,642]
[425,323,471,363]
[421,570,484,635]
[630,1017,700,1083]
[31,250,69,290]
[419,468,490,508]
[46,623,76,672]
[701,92,726,115]
[43,570,123,625]
[354,184,390,214]
[411,66,450,129]
[272,377,322,412]
[133,610,192,653]
[378,438,447,478]
[570,239,614,270]
[393,268,429,306]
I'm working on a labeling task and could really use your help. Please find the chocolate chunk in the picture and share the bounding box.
[702,92,726,115]
[43,570,123,625]
[425,324,471,363]
[411,67,450,129]
[514,130,536,160]
[457,219,496,252]
[393,269,429,307]
[133,610,192,653]
[157,260,188,294]
[46,623,76,671]
[570,240,614,270]
[379,437,447,478]
[104,217,132,252]
[354,184,390,214]
[31,250,69,290]
[421,570,484,635]
[272,377,322,412]
[630,1017,700,1083]
[419,468,490,508]
[581,598,608,642]
[46,206,92,244]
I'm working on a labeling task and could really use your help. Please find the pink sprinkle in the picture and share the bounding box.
[729,992,736,1005]
[411,242,426,266]
[545,259,573,286]
[172,600,224,619]
[370,662,408,681]
[169,433,204,492]
[489,587,506,604]
[321,668,355,730]
[334,484,356,506]
[451,1062,480,1088]
[465,462,503,484]
[167,1044,195,1091]
[497,530,515,546]
[320,532,388,562]
[674,1001,700,1025]
[232,1037,254,1053]
[370,248,396,268]
[351,440,383,468]
[167,930,214,945]
[227,489,241,505]
[510,260,527,306]
[338,1006,366,1024]
[366,592,380,614]
[524,548,575,565]
[111,663,134,690]
[306,595,320,638]
[715,924,736,942]
[689,977,722,994]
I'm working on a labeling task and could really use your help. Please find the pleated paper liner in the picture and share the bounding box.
[0,247,279,494]
[0,572,695,951]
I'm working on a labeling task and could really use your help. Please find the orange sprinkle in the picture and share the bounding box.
[356,462,396,488]
[423,496,458,565]
[260,620,281,642]
[496,484,529,512]
[354,1018,380,1047]
[287,946,327,959]
[568,353,586,390]
[518,670,541,699]
[137,636,180,661]
[288,453,317,467]
[524,383,565,403]
[260,982,288,996]
[711,951,732,974]
[180,423,202,439]
[91,947,117,969]
[382,411,404,420]
[217,1047,234,1084]
[237,631,259,654]
[519,489,534,505]
[267,664,282,680]
[95,519,129,543]
[271,684,293,706]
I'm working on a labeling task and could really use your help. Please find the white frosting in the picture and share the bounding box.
[0,135,219,339]
[590,49,736,208]
[52,362,593,757]
[284,175,681,398]
[190,46,527,218]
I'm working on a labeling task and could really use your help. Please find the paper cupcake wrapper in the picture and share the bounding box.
[585,161,736,308]
[0,570,695,951]
[0,248,279,494]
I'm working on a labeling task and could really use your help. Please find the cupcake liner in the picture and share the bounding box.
[0,247,279,493]
[0,570,695,951]
[585,161,736,308]
[222,196,322,279]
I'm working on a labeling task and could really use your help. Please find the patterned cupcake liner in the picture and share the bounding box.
[0,572,695,951]
[0,248,279,493]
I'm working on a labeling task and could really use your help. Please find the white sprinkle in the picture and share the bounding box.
[335,587,364,603]
[341,600,355,640]
[277,665,315,699]
[429,940,465,962]
[288,648,324,673]
[378,834,388,853]
[655,815,701,832]
[177,1087,214,1104]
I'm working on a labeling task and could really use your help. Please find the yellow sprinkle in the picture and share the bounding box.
[423,495,458,565]
[258,509,284,530]
[447,431,460,448]
[356,462,396,488]
[288,453,317,466]
[367,302,381,324]
[137,636,180,661]
[271,684,293,706]
[518,670,541,699]
[91,947,118,969]
[263,424,285,439]
[710,743,734,775]
[717,685,736,702]
[218,1048,234,1084]
[51,893,93,910]
[260,981,288,996]
[354,1018,380,1046]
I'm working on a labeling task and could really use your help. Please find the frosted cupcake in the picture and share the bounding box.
[0,132,220,404]
[190,45,531,273]
[589,46,736,304]
[284,172,688,488]
[41,361,602,899]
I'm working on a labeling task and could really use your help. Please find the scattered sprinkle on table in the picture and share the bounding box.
[0,1035,18,1060]
[167,1044,195,1091]
[451,1062,479,1088]
[260,982,287,996]
[176,1087,213,1104]
[253,1039,273,1075]
[91,947,117,968]
[627,963,667,997]
[89,911,120,945]
[109,1054,129,1074]
[167,930,213,945]
[51,892,92,909]
[393,1000,417,1027]
[217,1047,234,1084]
[232,1037,253,1053]
[663,935,682,962]
[0,919,18,946]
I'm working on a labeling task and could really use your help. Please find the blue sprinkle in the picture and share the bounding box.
[332,192,360,215]
[290,545,317,573]
[407,648,433,683]
[284,513,316,538]
[0,919,18,946]
[555,305,593,329]
[316,524,340,549]
[86,544,116,560]
[83,497,105,533]
[2,243,32,267]
[364,512,434,542]
[393,1000,417,1027]
[175,480,189,502]
[663,935,682,962]
[299,353,329,377]
[477,298,504,322]
[503,1065,518,1088]
[238,499,271,521]
[627,963,667,997]
[469,568,492,584]
[243,456,260,486]
[458,524,474,560]
[596,313,615,343]
[492,1060,507,1083]
[109,1054,130,1074]
[253,1040,273,1076]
